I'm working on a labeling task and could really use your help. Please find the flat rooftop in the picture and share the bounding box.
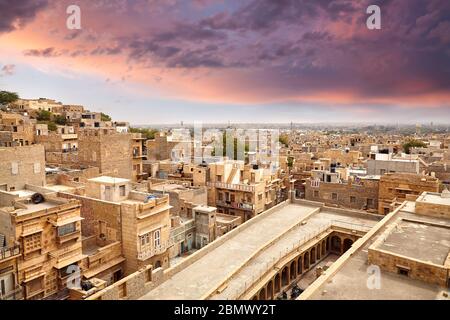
[216,213,240,223]
[377,219,450,265]
[303,201,450,300]
[44,185,76,193]
[13,201,60,216]
[417,192,450,206]
[150,184,188,192]
[88,176,130,185]
[6,190,35,198]
[140,202,379,300]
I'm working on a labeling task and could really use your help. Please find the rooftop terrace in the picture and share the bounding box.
[301,200,450,300]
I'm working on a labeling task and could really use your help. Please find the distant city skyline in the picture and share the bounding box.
[1,0,449,124]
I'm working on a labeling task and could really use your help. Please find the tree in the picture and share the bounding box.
[101,112,112,121]
[37,110,52,121]
[47,122,57,131]
[403,139,426,154]
[129,127,158,140]
[54,114,67,125]
[0,91,19,105]
[287,156,294,168]
[279,135,289,147]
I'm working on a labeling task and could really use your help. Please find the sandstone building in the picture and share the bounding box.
[378,173,440,214]
[0,145,46,192]
[0,189,83,300]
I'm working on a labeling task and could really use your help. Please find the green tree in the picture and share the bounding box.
[54,114,67,125]
[0,91,19,105]
[37,110,52,121]
[403,139,427,154]
[287,156,294,168]
[279,135,289,147]
[47,121,57,131]
[101,112,112,121]
[129,127,158,140]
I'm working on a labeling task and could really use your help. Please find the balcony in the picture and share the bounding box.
[62,148,78,153]
[61,133,78,140]
[48,244,83,269]
[208,182,255,192]
[0,245,20,262]
[0,285,23,300]
[216,200,254,211]
[137,240,173,261]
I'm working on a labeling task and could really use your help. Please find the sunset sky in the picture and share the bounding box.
[0,0,449,124]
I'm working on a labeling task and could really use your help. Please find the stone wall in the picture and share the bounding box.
[305,179,379,211]
[368,248,448,287]
[57,192,122,242]
[378,173,440,214]
[78,130,133,180]
[0,144,46,191]
[86,265,160,300]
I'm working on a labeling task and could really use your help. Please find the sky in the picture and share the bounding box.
[0,0,449,124]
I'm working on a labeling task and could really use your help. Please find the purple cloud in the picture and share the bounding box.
[23,47,62,57]
[0,0,48,33]
[0,64,16,76]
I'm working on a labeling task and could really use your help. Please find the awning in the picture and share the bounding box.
[21,227,44,237]
[138,225,161,236]
[48,216,84,227]
[83,256,125,279]
[137,205,172,219]
[23,271,45,282]
[54,254,83,269]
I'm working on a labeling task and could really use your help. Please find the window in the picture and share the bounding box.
[58,222,76,237]
[140,233,150,247]
[350,196,356,204]
[313,190,319,198]
[154,229,161,247]
[332,193,338,200]
[217,175,222,182]
[23,233,42,254]
[119,185,126,196]
[397,267,410,276]
[367,198,374,207]
[104,186,112,201]
[11,162,18,175]
[218,192,223,201]
[258,194,263,201]
[34,162,41,174]
[230,194,235,202]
